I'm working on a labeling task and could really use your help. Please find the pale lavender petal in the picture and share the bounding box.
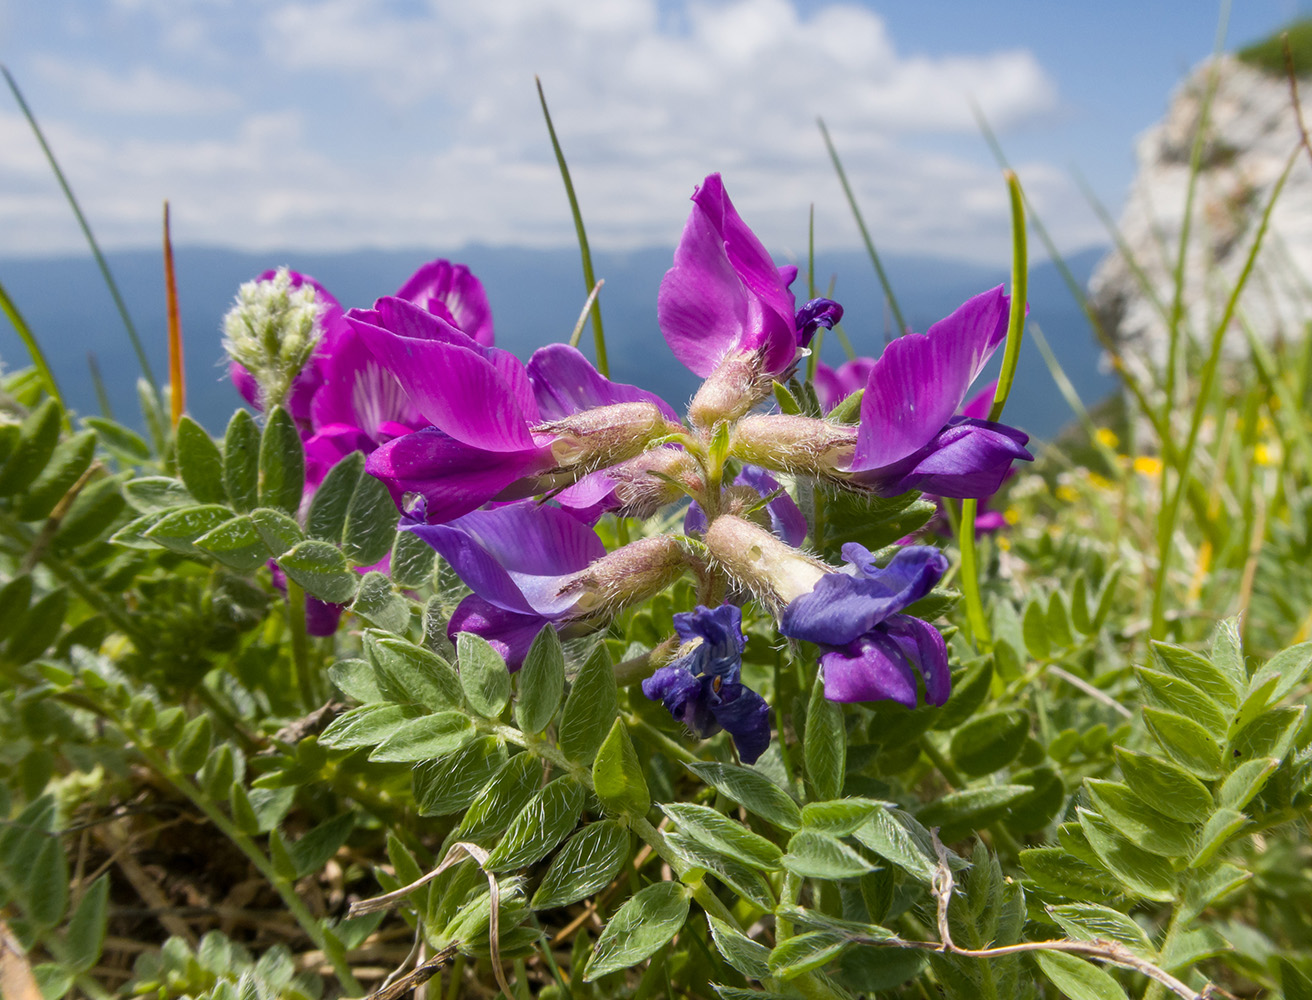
[448,595,549,670]
[347,301,537,451]
[366,428,551,524]
[552,469,619,523]
[527,344,680,422]
[395,259,495,346]
[853,286,1009,470]
[736,466,807,547]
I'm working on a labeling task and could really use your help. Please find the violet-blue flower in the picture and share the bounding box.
[642,604,771,764]
[780,544,950,707]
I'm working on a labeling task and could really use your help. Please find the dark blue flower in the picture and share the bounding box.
[642,604,771,764]
[794,297,843,347]
[780,544,951,707]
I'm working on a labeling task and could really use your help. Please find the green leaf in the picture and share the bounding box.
[318,704,419,750]
[457,631,511,718]
[368,712,474,763]
[145,503,235,554]
[1228,705,1305,763]
[390,529,436,588]
[1033,950,1130,1000]
[258,405,304,514]
[342,466,396,566]
[485,776,586,871]
[1142,707,1225,780]
[350,571,410,633]
[194,515,271,572]
[531,820,630,910]
[0,398,61,497]
[175,417,227,504]
[5,589,65,664]
[949,709,1029,777]
[1150,640,1240,709]
[1047,903,1154,956]
[1046,591,1075,650]
[247,787,295,833]
[1159,926,1231,973]
[287,812,355,878]
[852,806,938,883]
[1083,780,1194,858]
[18,429,96,521]
[33,964,73,1000]
[593,718,650,819]
[1208,618,1247,693]
[767,930,849,980]
[515,626,565,734]
[1023,598,1051,659]
[1020,847,1124,902]
[559,644,619,766]
[686,761,802,831]
[584,881,690,981]
[1181,862,1249,922]
[800,799,880,836]
[26,835,68,929]
[414,737,508,817]
[122,475,192,513]
[53,476,124,547]
[1114,747,1213,824]
[805,680,845,801]
[328,658,383,704]
[457,752,542,842]
[277,539,358,603]
[229,781,260,835]
[1077,808,1176,901]
[1217,757,1278,810]
[1190,808,1248,868]
[916,785,1032,842]
[223,410,260,512]
[65,873,110,972]
[171,714,213,773]
[707,914,771,980]
[1135,668,1227,734]
[933,657,994,731]
[366,632,464,711]
[249,507,303,553]
[661,803,782,871]
[306,450,363,543]
[0,575,31,642]
[783,829,876,879]
[83,416,150,461]
[1246,641,1312,707]
[1008,765,1068,833]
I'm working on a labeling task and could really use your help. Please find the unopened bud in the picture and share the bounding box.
[610,448,703,519]
[538,402,672,472]
[222,267,323,409]
[703,515,828,612]
[730,414,855,477]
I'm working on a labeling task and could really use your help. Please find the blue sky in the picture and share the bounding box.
[1,0,1307,263]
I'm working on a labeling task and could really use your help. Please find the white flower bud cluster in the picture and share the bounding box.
[221,267,323,409]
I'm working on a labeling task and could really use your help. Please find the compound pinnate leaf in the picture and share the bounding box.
[585,881,690,981]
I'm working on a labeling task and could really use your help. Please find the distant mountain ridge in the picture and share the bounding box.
[0,244,1111,441]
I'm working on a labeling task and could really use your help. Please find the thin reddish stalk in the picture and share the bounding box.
[163,201,185,425]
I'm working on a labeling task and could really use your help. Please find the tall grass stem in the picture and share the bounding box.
[0,277,63,408]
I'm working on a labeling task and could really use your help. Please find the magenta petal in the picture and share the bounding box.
[310,328,425,440]
[366,429,551,524]
[854,286,1010,470]
[959,379,998,420]
[447,595,548,670]
[527,344,681,422]
[821,635,919,706]
[878,419,1032,499]
[395,259,495,346]
[347,301,537,451]
[405,500,605,617]
[657,173,796,377]
[552,469,620,523]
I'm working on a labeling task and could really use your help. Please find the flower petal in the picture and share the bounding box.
[310,327,426,441]
[527,343,681,422]
[448,595,549,670]
[643,665,718,737]
[820,633,919,706]
[395,259,495,346]
[853,286,1009,470]
[711,682,772,764]
[872,418,1032,499]
[736,465,807,547]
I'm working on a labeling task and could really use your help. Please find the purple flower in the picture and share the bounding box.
[685,465,807,547]
[780,544,951,707]
[658,174,840,423]
[813,357,877,413]
[395,259,494,347]
[844,287,1031,498]
[404,500,686,667]
[642,604,771,763]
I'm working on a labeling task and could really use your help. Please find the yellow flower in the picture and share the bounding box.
[1133,456,1162,477]
[1095,427,1119,449]
[1056,484,1079,503]
[1255,443,1276,467]
[1089,473,1114,492]
[1004,506,1020,525]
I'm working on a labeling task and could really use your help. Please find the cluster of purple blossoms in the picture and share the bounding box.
[228,173,1031,763]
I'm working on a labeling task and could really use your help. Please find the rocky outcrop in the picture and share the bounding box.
[1088,54,1312,387]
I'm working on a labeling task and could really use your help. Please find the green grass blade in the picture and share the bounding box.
[2,66,158,393]
[817,117,906,339]
[0,276,63,407]
[87,353,113,419]
[536,77,607,377]
[806,205,823,382]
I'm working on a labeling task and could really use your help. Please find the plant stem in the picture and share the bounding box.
[286,580,315,709]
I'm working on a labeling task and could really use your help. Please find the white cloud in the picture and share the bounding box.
[0,0,1106,262]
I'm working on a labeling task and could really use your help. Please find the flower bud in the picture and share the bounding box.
[730,413,856,477]
[610,448,703,519]
[538,401,673,472]
[222,267,324,409]
[561,535,688,616]
[703,515,828,612]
